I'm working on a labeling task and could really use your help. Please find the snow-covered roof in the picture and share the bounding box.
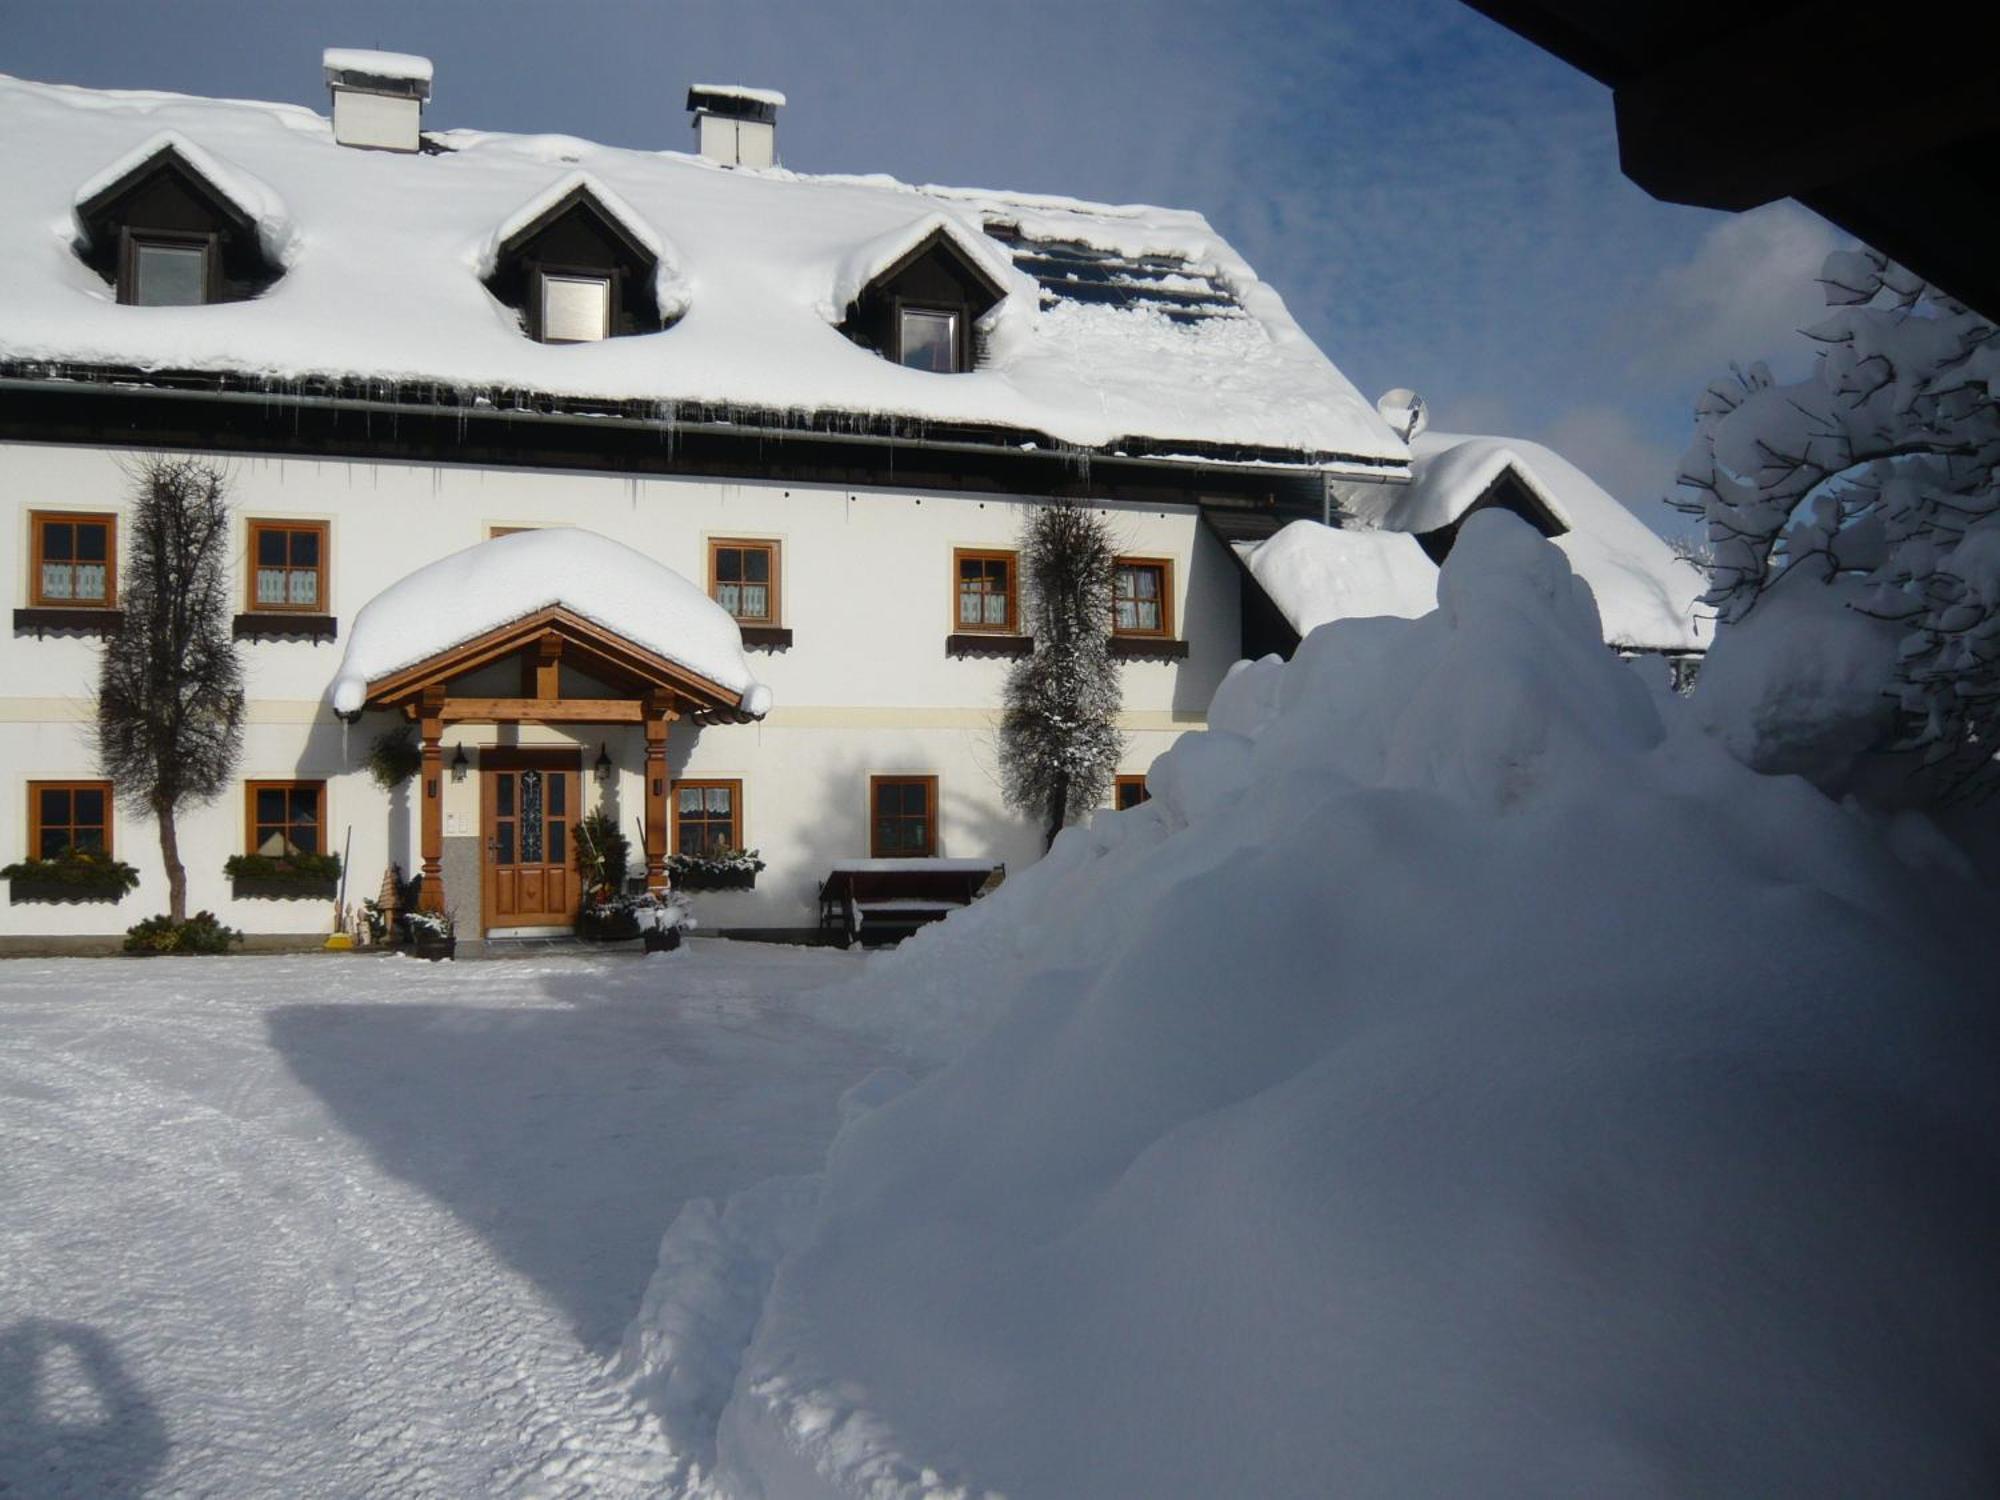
[329,529,770,718]
[0,72,1405,472]
[1237,522,1438,634]
[1348,432,1705,652]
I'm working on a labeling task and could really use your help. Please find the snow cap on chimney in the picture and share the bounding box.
[323,48,433,153]
[687,84,784,169]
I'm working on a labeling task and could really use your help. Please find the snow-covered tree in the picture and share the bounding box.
[1000,502,1123,847]
[1677,249,2000,800]
[97,456,246,920]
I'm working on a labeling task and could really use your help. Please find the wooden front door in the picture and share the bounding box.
[481,753,579,931]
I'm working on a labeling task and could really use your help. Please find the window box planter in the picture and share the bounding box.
[3,851,140,904]
[945,632,1033,658]
[412,934,456,963]
[14,607,125,638]
[666,852,764,892]
[223,852,341,902]
[230,875,340,901]
[232,612,339,642]
[670,865,758,892]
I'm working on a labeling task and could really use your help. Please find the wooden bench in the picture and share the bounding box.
[817,858,1003,947]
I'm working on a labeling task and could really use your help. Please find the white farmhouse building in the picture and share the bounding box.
[0,57,1699,948]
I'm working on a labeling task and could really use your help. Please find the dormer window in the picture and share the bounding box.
[485,178,668,345]
[75,139,280,307]
[841,224,1006,375]
[540,272,611,344]
[127,234,210,306]
[898,307,959,373]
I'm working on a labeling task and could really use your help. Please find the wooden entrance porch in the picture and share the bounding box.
[351,604,760,917]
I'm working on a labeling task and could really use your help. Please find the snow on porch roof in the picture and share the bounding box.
[330,529,771,719]
[0,71,1405,472]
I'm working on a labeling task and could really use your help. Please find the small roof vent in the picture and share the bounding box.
[323,48,433,153]
[687,84,783,170]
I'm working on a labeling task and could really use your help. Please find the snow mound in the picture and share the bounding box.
[626,512,1999,1497]
[1239,519,1437,635]
[330,528,768,716]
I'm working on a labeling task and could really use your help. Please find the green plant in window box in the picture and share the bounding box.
[664,847,765,891]
[123,910,243,955]
[3,846,141,903]
[224,850,342,899]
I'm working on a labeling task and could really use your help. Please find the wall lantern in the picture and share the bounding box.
[594,741,613,784]
[450,744,469,782]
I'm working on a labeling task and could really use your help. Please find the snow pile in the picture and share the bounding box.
[330,528,769,716]
[1239,519,1437,634]
[624,513,1999,1497]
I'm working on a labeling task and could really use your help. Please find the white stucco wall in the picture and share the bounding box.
[3,440,1242,937]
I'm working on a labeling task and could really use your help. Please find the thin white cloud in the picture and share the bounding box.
[1539,404,1687,537]
[1631,201,1847,385]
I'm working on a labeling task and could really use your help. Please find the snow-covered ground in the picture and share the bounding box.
[0,943,891,1498]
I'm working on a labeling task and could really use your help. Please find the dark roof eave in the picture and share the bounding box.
[0,361,1407,480]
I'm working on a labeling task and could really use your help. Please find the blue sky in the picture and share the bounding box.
[1,0,1842,535]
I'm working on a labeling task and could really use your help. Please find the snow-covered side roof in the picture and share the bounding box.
[1346,432,1705,652]
[321,49,434,87]
[0,72,1405,470]
[1237,522,1438,635]
[329,529,770,717]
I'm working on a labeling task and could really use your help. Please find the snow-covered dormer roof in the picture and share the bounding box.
[0,71,1405,474]
[330,529,771,719]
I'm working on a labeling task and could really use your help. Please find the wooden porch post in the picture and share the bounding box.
[644,690,678,892]
[418,688,446,912]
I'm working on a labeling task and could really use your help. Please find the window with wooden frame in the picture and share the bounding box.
[245,781,326,857]
[674,778,743,856]
[247,519,328,612]
[870,775,938,858]
[1111,557,1174,638]
[122,230,212,306]
[29,781,113,859]
[1114,774,1151,811]
[953,549,1017,633]
[30,511,117,607]
[708,540,780,625]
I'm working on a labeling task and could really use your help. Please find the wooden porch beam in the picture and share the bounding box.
[417,709,445,913]
[439,697,646,724]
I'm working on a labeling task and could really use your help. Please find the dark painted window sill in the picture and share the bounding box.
[946,632,1033,658]
[14,607,123,637]
[233,613,339,641]
[1109,636,1190,661]
[738,625,793,651]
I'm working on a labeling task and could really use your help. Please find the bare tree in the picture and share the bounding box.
[96,456,245,920]
[1000,502,1123,848]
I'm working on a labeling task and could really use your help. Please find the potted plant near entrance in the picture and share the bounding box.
[406,906,456,961]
